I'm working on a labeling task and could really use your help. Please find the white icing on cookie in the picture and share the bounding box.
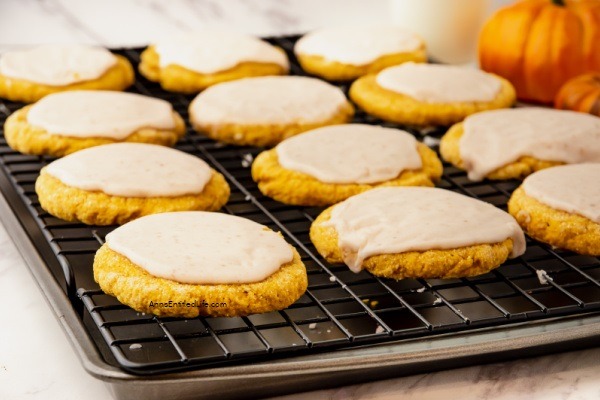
[376,63,501,103]
[45,143,212,197]
[155,30,289,74]
[323,187,525,272]
[189,76,348,125]
[0,45,117,86]
[295,26,422,66]
[460,108,600,181]
[106,212,294,284]
[276,124,422,184]
[523,164,600,223]
[27,91,176,140]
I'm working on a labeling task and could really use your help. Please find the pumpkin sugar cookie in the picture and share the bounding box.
[139,30,289,93]
[4,90,185,157]
[295,26,426,81]
[252,124,442,206]
[94,212,308,318]
[440,108,600,181]
[190,76,354,147]
[36,143,230,226]
[349,62,515,126]
[311,187,525,279]
[508,164,600,256]
[0,44,134,103]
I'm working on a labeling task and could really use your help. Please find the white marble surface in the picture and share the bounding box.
[0,1,599,399]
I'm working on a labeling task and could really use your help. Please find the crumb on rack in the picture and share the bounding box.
[423,136,441,147]
[536,269,552,285]
[241,153,254,167]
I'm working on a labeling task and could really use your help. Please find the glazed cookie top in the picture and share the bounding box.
[106,212,295,284]
[190,76,348,125]
[375,63,502,103]
[276,124,422,184]
[44,143,213,197]
[323,187,525,272]
[154,30,289,74]
[294,26,422,66]
[522,164,600,223]
[460,108,600,181]
[27,91,177,139]
[0,44,117,86]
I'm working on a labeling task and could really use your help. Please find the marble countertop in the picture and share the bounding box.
[0,1,598,399]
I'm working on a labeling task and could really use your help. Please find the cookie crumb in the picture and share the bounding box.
[423,136,441,147]
[536,269,552,285]
[241,153,254,168]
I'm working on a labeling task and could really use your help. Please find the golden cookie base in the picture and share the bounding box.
[0,55,134,103]
[509,187,600,256]
[139,46,288,93]
[4,106,186,157]
[296,48,427,81]
[190,102,355,147]
[440,123,563,180]
[252,143,442,206]
[35,170,230,226]
[93,244,308,318]
[349,74,516,127]
[310,207,515,280]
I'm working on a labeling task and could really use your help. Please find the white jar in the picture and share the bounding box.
[390,0,501,65]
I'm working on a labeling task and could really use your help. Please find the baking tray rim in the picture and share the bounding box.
[2,184,599,387]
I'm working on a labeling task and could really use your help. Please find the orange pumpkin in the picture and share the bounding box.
[555,73,600,116]
[479,0,600,104]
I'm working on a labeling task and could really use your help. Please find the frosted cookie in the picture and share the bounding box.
[440,108,600,181]
[94,212,308,317]
[311,187,525,279]
[0,45,134,103]
[251,124,442,206]
[508,164,600,256]
[36,143,230,226]
[189,76,354,147]
[349,63,515,126]
[294,26,426,81]
[4,91,185,157]
[139,31,289,93]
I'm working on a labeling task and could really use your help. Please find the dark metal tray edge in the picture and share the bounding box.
[2,182,600,400]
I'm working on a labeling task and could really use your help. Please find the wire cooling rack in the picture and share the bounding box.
[0,37,599,375]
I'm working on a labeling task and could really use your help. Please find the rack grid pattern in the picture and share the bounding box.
[0,37,599,375]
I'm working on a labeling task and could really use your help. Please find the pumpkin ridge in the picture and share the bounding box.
[571,2,600,70]
[590,95,600,115]
[507,1,547,98]
[523,5,557,101]
[551,8,583,99]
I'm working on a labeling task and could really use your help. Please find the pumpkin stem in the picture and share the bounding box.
[552,0,565,6]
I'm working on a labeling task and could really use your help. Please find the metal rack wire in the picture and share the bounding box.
[0,37,599,375]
